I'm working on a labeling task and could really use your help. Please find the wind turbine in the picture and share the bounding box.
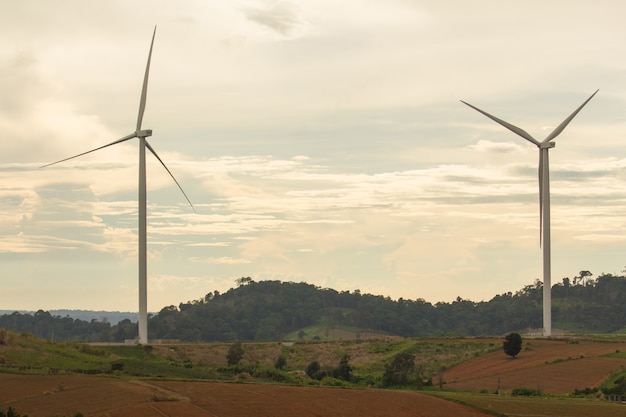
[42,27,194,344]
[461,90,597,336]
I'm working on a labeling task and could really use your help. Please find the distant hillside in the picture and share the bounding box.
[0,310,137,324]
[1,272,625,342]
[146,273,626,342]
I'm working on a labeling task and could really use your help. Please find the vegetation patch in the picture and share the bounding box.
[600,371,626,396]
[511,387,542,396]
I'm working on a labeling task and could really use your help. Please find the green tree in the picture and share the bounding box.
[274,354,287,370]
[235,277,253,286]
[226,342,244,366]
[382,352,417,387]
[332,354,352,381]
[305,360,326,380]
[503,332,522,358]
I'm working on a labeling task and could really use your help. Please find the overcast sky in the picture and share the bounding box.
[1,1,625,312]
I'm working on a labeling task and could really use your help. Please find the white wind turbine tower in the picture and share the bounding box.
[461,90,597,336]
[42,27,194,344]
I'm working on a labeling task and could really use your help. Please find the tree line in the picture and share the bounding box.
[1,271,625,342]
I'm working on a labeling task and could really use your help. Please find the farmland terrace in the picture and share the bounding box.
[0,374,492,417]
[442,338,626,394]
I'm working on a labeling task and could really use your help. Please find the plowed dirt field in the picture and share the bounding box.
[443,339,626,394]
[0,374,492,417]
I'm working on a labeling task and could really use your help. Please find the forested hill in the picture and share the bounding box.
[1,272,626,342]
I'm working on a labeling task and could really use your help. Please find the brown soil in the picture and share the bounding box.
[442,338,626,394]
[434,392,626,417]
[0,374,493,417]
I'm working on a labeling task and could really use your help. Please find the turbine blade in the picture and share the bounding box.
[136,26,157,132]
[543,89,598,143]
[145,141,196,212]
[461,100,540,146]
[40,133,137,168]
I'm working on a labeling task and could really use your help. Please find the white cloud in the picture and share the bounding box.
[467,140,525,154]
[189,256,251,265]
[242,1,308,37]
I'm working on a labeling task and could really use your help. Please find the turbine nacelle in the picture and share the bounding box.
[539,142,555,149]
[137,129,153,138]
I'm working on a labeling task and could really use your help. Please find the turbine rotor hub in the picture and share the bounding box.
[540,141,555,149]
[137,129,153,138]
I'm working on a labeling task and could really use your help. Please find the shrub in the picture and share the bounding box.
[305,361,327,380]
[250,365,289,382]
[382,352,419,388]
[274,355,287,370]
[602,375,626,396]
[331,354,352,381]
[320,376,349,387]
[0,407,22,417]
[305,361,319,378]
[572,387,598,396]
[226,342,244,366]
[217,364,292,383]
[511,387,539,396]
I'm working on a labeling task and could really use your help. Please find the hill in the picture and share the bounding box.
[1,272,626,342]
[148,273,626,341]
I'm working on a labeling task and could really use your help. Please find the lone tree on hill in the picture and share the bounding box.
[503,332,522,358]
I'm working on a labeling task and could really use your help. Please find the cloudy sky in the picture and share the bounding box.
[1,1,625,313]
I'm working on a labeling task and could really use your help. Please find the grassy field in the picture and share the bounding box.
[0,331,110,372]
